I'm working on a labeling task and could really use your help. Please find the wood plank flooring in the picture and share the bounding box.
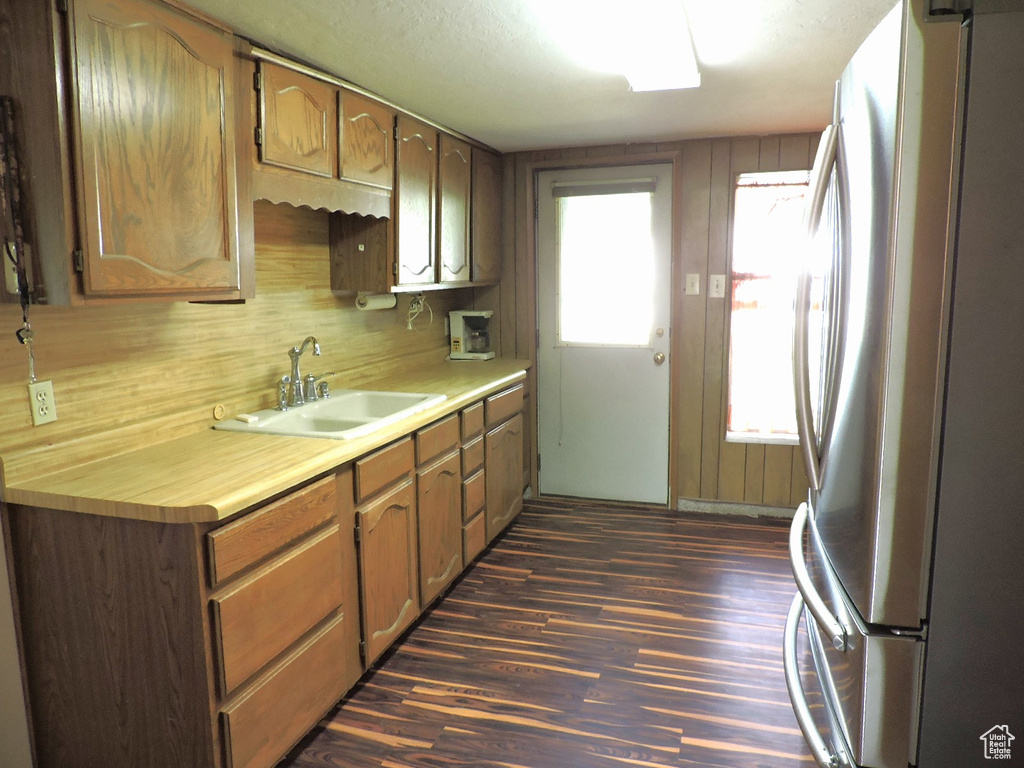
[279,498,812,768]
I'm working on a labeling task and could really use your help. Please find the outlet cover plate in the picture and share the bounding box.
[28,380,57,426]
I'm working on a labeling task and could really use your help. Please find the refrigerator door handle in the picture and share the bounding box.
[789,502,847,650]
[794,124,839,492]
[784,593,841,768]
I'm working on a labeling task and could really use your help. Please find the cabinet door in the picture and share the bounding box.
[339,90,394,190]
[394,115,436,286]
[356,477,419,665]
[485,413,524,542]
[471,147,503,283]
[70,0,244,297]
[438,134,471,284]
[257,61,336,178]
[417,451,463,606]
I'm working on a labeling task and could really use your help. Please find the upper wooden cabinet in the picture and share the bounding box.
[334,120,490,294]
[0,0,253,303]
[251,60,393,218]
[339,90,395,191]
[257,62,336,178]
[438,134,471,284]
[394,115,437,287]
[471,147,503,283]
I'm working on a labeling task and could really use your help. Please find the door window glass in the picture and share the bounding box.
[556,191,655,346]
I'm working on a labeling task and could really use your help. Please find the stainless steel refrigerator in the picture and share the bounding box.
[784,1,1024,766]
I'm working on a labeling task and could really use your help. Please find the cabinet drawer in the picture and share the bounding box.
[207,476,336,586]
[461,402,484,441]
[222,613,348,768]
[485,384,524,427]
[416,414,460,466]
[356,437,414,502]
[462,435,484,476]
[213,526,343,696]
[463,512,486,564]
[462,469,485,522]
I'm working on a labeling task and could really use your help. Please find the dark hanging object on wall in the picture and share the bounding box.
[0,95,35,323]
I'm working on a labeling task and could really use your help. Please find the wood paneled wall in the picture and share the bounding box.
[483,134,818,509]
[0,201,465,466]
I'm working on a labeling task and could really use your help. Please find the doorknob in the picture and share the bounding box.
[653,352,666,365]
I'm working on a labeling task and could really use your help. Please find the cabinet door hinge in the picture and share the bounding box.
[72,249,84,273]
[254,126,263,146]
[392,260,398,277]
[253,70,263,92]
[56,0,68,14]
[354,523,362,544]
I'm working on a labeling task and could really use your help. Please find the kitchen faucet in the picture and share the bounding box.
[287,336,321,407]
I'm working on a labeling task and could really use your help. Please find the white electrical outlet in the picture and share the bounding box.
[685,273,700,296]
[28,380,57,426]
[710,274,726,298]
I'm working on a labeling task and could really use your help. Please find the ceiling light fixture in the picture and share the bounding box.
[528,0,700,92]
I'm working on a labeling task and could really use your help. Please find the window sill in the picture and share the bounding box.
[725,432,799,447]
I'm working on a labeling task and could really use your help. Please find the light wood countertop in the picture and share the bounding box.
[0,360,529,524]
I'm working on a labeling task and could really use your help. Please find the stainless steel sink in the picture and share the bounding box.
[214,390,447,440]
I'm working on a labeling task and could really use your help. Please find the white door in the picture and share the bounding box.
[537,164,673,504]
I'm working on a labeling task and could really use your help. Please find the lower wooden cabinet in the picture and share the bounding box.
[4,380,527,768]
[221,613,349,768]
[212,525,343,695]
[4,473,360,768]
[485,412,524,542]
[463,508,487,563]
[356,476,419,665]
[417,450,463,605]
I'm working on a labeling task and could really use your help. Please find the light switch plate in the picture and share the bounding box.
[28,380,57,426]
[710,274,726,298]
[685,273,700,296]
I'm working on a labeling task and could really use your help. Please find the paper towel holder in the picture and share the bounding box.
[355,292,398,311]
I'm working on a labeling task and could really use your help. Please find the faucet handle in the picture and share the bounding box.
[276,376,291,411]
[306,372,335,401]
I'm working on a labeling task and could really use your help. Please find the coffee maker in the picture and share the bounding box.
[449,310,495,360]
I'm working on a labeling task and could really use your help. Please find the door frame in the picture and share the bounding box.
[512,149,684,506]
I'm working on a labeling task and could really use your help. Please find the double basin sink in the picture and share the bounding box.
[214,389,447,440]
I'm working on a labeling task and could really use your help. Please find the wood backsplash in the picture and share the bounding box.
[0,201,464,466]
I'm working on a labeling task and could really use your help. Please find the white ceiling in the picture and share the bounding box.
[189,0,898,152]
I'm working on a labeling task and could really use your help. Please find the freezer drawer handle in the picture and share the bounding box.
[784,593,841,768]
[793,123,838,492]
[789,502,846,650]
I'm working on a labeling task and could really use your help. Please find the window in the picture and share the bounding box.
[555,184,656,347]
[727,170,818,443]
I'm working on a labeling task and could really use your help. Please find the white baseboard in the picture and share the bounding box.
[676,498,796,519]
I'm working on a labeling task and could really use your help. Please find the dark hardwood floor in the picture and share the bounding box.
[279,497,813,767]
